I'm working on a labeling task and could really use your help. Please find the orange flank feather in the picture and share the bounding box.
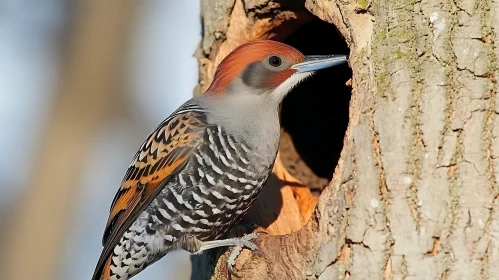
[99,257,112,280]
[206,40,304,94]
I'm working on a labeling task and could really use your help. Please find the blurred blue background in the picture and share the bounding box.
[0,1,200,279]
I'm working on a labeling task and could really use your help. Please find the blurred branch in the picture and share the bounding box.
[1,1,137,280]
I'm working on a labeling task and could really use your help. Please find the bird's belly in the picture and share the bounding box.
[148,162,269,241]
[144,126,276,243]
[105,126,276,278]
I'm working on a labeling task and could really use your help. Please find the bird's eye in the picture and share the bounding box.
[268,56,282,67]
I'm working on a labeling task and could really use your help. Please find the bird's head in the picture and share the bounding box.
[205,40,347,103]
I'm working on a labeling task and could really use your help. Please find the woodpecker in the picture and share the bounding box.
[91,39,347,280]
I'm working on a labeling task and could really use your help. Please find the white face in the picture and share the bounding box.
[269,71,314,103]
[231,53,314,103]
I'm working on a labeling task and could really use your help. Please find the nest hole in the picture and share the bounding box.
[279,18,352,195]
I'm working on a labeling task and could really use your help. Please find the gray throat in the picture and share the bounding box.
[199,93,281,167]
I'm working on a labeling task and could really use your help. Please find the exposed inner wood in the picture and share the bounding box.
[279,129,329,196]
[192,1,355,279]
[194,0,321,235]
[192,2,323,279]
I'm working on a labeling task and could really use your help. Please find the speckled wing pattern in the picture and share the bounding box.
[92,103,207,280]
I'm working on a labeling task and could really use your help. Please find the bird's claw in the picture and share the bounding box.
[226,233,265,277]
[227,245,243,278]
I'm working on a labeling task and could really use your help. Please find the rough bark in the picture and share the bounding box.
[192,0,499,279]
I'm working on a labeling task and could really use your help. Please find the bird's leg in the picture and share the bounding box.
[225,232,265,278]
[188,231,265,278]
[192,232,264,253]
[221,220,268,276]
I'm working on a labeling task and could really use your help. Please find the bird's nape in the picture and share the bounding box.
[205,40,305,95]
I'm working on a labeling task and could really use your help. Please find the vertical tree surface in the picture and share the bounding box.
[193,0,499,279]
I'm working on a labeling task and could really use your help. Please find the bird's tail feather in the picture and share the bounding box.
[91,255,112,280]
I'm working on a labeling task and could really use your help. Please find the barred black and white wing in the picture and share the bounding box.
[91,104,208,280]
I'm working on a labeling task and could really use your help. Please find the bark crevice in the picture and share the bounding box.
[193,0,499,279]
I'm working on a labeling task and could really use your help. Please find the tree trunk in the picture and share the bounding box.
[192,0,499,279]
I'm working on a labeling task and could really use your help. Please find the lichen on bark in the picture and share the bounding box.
[192,0,499,279]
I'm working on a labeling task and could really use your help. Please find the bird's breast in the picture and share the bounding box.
[200,93,281,166]
[146,124,276,241]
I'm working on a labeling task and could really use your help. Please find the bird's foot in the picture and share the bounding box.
[226,232,266,278]
[191,232,266,277]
